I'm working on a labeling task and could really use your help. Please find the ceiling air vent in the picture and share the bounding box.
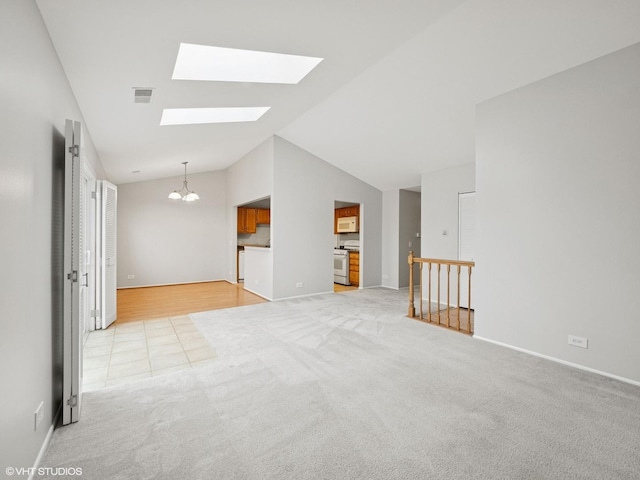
[133,88,153,104]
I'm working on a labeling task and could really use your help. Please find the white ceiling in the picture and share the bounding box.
[36,0,640,190]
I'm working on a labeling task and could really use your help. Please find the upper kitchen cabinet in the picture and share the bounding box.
[336,206,359,218]
[334,205,360,233]
[237,207,257,234]
[256,208,270,225]
[238,207,271,233]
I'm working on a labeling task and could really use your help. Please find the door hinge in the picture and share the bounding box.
[91,191,96,199]
[67,395,78,408]
[90,309,100,318]
[68,145,79,157]
[67,270,78,282]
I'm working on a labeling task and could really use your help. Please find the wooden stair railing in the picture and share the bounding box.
[408,251,475,334]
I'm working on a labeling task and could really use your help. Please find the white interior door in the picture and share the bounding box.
[100,180,118,329]
[81,164,97,338]
[63,119,83,425]
[79,172,89,336]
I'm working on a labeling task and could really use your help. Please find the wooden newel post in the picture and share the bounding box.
[408,251,415,317]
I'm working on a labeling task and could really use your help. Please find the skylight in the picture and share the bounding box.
[160,107,270,126]
[172,43,323,84]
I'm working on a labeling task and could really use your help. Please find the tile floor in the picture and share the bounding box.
[82,315,216,391]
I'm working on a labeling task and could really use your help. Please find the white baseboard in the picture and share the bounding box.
[274,290,333,301]
[240,287,273,301]
[29,405,60,480]
[473,335,640,388]
[117,279,226,289]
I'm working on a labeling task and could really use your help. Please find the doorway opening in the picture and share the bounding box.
[236,196,271,284]
[399,188,421,289]
[334,200,361,293]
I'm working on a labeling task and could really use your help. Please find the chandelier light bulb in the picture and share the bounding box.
[168,162,199,202]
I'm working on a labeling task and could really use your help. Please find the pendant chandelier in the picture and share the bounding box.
[168,161,200,202]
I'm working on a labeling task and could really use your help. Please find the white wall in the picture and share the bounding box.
[398,190,421,288]
[381,190,400,288]
[420,164,475,306]
[272,137,382,299]
[0,0,106,470]
[382,189,422,289]
[244,247,273,299]
[421,164,475,260]
[225,138,274,283]
[226,137,274,209]
[117,171,227,287]
[475,43,640,384]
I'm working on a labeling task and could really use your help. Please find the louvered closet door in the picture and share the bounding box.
[101,181,118,329]
[79,171,89,335]
[63,119,83,425]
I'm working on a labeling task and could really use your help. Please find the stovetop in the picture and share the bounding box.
[339,240,360,251]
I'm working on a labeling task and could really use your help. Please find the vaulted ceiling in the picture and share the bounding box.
[36,0,640,190]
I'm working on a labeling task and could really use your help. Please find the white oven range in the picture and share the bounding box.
[334,249,350,285]
[334,240,359,285]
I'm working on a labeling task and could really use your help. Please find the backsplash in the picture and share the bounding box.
[238,225,271,246]
[336,232,359,248]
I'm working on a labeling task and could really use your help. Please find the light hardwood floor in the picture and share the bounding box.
[334,283,359,293]
[116,281,266,324]
[413,307,474,335]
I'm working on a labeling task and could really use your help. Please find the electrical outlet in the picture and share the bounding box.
[296,282,303,288]
[34,401,44,431]
[568,335,588,349]
[408,241,412,248]
[127,274,135,280]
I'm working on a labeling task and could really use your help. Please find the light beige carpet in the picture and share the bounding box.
[37,288,640,479]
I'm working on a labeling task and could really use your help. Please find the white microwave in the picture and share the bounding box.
[337,216,358,233]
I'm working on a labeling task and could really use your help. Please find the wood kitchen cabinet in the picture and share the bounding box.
[334,205,360,233]
[237,207,257,233]
[337,206,359,218]
[256,208,270,225]
[349,252,360,286]
[238,207,270,233]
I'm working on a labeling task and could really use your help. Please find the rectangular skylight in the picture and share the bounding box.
[172,43,323,84]
[160,107,270,126]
